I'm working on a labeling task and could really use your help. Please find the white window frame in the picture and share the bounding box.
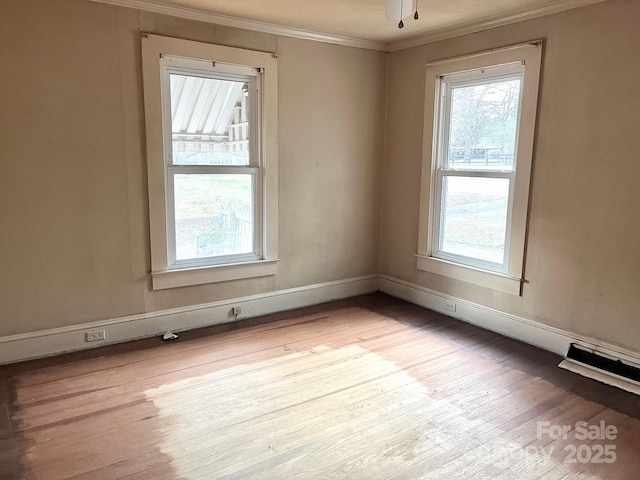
[416,42,542,295]
[141,34,278,290]
[163,58,262,269]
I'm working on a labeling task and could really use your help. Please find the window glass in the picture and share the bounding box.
[446,78,521,172]
[170,74,250,166]
[440,176,509,265]
[173,174,254,261]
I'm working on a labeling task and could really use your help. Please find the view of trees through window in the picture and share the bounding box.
[447,78,521,170]
[438,77,522,266]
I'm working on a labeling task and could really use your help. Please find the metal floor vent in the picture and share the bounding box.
[559,343,640,396]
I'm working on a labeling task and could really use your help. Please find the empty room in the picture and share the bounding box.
[1,0,639,478]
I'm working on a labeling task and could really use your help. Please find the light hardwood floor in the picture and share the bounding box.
[1,293,639,479]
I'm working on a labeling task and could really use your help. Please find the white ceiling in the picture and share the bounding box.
[94,0,607,50]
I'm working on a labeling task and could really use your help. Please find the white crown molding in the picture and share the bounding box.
[90,0,608,53]
[88,0,387,51]
[388,0,608,52]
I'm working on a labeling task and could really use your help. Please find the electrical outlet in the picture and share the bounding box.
[444,301,457,313]
[232,306,242,316]
[86,330,106,342]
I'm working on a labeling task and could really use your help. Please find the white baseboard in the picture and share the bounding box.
[0,275,378,365]
[4,273,638,371]
[379,275,640,364]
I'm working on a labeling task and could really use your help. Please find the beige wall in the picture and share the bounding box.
[380,0,640,351]
[2,0,638,356]
[0,0,386,336]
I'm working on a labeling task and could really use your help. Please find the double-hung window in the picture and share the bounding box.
[142,35,278,290]
[164,58,260,268]
[417,42,542,295]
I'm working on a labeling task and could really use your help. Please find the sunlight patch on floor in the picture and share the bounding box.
[144,344,559,479]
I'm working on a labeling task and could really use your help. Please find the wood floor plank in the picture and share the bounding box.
[14,308,373,396]
[13,314,401,426]
[2,293,638,480]
[13,306,366,389]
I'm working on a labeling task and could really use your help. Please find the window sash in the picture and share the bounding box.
[160,57,263,270]
[431,170,514,272]
[437,71,524,175]
[166,167,262,270]
[430,67,523,272]
[160,59,260,169]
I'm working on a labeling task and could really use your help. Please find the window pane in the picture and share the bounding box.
[440,176,509,265]
[170,74,250,166]
[447,78,521,171]
[174,174,253,261]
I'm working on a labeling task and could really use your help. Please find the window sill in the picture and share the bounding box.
[415,254,522,296]
[151,259,278,290]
